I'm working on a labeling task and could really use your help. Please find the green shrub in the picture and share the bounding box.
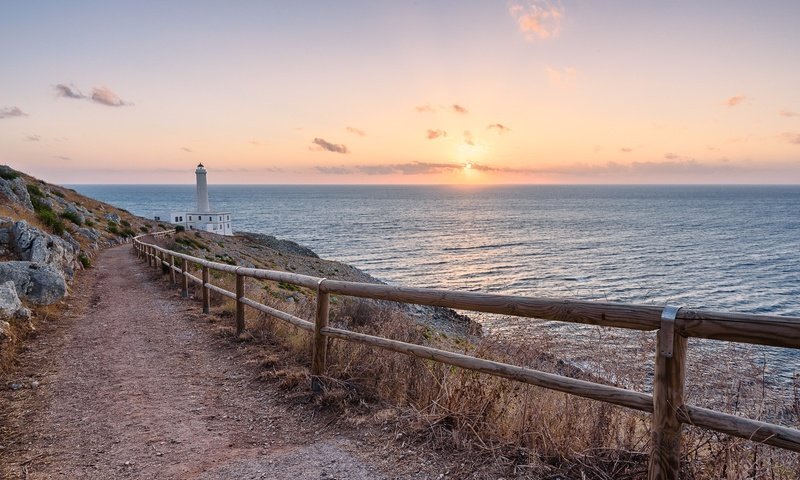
[52,190,65,198]
[60,210,83,226]
[84,219,95,227]
[120,219,131,227]
[26,184,43,197]
[36,209,65,235]
[0,167,20,180]
[78,253,91,268]
[139,225,150,233]
[121,228,136,237]
[107,223,120,235]
[175,225,185,232]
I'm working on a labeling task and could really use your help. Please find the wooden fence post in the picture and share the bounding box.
[169,255,176,284]
[181,260,189,298]
[649,306,687,480]
[148,246,153,267]
[311,279,330,392]
[235,271,245,336]
[202,266,210,314]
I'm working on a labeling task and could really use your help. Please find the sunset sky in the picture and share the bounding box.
[2,1,800,184]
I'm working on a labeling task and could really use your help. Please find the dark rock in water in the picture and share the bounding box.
[0,261,67,305]
[238,232,319,258]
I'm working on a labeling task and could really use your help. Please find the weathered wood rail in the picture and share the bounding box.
[134,231,800,479]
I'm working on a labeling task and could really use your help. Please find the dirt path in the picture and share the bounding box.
[0,245,449,479]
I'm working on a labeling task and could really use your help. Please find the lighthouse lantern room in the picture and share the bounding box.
[154,164,233,236]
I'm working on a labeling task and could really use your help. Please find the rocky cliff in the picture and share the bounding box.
[0,165,160,342]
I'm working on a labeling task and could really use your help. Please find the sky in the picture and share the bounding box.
[1,1,800,185]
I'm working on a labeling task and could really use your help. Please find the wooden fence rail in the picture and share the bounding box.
[133,231,800,479]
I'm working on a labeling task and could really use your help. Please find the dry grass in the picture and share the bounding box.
[146,248,800,478]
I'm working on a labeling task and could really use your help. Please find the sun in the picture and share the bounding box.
[464,162,473,170]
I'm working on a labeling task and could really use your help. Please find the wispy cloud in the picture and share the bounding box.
[317,162,466,176]
[545,66,577,88]
[345,126,366,136]
[415,103,469,114]
[780,109,799,118]
[55,84,85,99]
[463,130,476,146]
[487,123,511,134]
[726,95,746,107]
[181,147,192,153]
[620,147,633,153]
[23,134,41,142]
[781,132,800,145]
[0,106,27,119]
[509,1,564,40]
[90,86,131,107]
[311,137,349,154]
[55,155,72,161]
[426,129,447,139]
[55,83,132,107]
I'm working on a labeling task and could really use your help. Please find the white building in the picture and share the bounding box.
[155,164,234,236]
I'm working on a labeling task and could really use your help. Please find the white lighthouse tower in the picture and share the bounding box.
[196,163,210,212]
[154,164,233,236]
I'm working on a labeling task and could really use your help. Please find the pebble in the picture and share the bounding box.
[30,380,40,389]
[9,383,22,390]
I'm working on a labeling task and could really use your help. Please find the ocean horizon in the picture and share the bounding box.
[71,183,800,380]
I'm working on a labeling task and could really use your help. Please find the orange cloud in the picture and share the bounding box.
[726,95,746,107]
[780,109,799,117]
[426,129,447,139]
[510,1,564,40]
[451,104,468,114]
[487,123,511,134]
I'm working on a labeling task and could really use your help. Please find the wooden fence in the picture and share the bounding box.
[133,231,800,479]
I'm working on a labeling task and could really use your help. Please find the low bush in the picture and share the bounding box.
[60,210,82,226]
[0,167,20,180]
[78,253,91,268]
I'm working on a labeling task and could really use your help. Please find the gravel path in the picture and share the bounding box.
[1,245,432,479]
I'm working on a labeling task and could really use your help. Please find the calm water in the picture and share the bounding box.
[73,184,800,379]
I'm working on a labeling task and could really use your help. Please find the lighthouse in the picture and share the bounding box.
[196,163,210,212]
[154,164,234,236]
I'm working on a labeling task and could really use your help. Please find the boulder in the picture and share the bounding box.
[0,280,31,320]
[10,221,78,275]
[104,213,121,223]
[0,174,34,211]
[0,261,67,305]
[64,203,86,224]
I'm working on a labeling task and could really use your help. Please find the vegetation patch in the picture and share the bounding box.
[78,253,91,268]
[0,167,20,180]
[60,210,83,226]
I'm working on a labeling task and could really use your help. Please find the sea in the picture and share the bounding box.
[71,184,800,384]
